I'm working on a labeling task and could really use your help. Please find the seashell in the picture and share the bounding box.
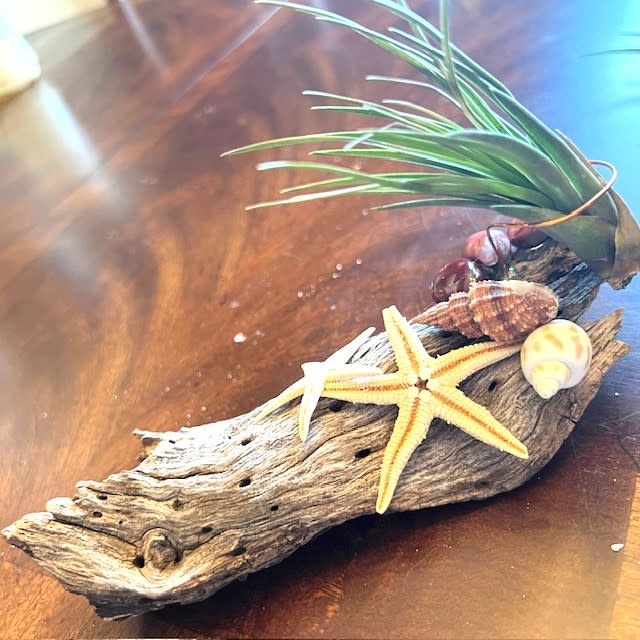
[463,228,513,266]
[520,319,592,399]
[429,258,489,303]
[506,220,549,249]
[414,280,559,343]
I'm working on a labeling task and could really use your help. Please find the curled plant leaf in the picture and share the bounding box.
[224,0,640,288]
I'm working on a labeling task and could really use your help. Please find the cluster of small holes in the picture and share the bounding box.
[238,477,251,488]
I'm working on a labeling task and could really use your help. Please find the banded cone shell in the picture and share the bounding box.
[423,291,484,338]
[414,280,559,343]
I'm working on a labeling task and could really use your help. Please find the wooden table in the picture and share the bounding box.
[1,1,638,637]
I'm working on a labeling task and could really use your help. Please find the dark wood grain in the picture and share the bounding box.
[1,0,638,638]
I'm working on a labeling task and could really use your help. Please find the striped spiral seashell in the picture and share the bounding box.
[413,280,559,343]
[520,319,592,399]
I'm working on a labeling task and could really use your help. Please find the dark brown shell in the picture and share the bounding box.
[413,280,559,343]
[429,258,488,303]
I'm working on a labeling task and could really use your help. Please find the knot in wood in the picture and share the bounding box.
[140,528,181,571]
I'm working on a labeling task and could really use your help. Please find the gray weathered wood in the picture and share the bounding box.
[2,242,630,619]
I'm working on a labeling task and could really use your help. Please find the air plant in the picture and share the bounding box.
[224,0,640,289]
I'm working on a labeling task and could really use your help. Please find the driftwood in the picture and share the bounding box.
[2,243,631,619]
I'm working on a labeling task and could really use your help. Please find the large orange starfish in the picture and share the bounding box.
[322,305,528,513]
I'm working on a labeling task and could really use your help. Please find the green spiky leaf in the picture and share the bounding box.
[225,0,640,288]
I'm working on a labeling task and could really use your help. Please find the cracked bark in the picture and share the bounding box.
[2,242,631,619]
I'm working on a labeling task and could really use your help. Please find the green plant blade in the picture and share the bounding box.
[444,131,584,210]
[232,0,640,287]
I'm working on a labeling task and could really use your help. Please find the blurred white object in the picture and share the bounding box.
[0,1,107,35]
[0,17,40,98]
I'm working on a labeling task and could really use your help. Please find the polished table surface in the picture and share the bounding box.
[1,1,639,638]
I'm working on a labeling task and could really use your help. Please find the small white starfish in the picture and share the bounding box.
[322,306,528,513]
[256,326,382,440]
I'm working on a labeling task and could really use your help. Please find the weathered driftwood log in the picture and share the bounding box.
[2,243,630,619]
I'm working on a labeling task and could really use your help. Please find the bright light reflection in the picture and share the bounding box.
[116,0,168,74]
[4,80,99,177]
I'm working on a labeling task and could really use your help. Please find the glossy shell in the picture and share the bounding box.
[429,258,488,303]
[414,280,559,343]
[463,228,513,266]
[507,222,548,249]
[520,319,592,399]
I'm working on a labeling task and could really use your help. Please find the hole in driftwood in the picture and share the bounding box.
[133,555,145,568]
[201,526,212,534]
[172,498,185,510]
[92,511,102,518]
[241,437,252,446]
[118,520,124,526]
[487,380,498,392]
[328,400,346,412]
[168,439,176,444]
[230,546,246,556]
[270,505,279,512]
[97,494,108,501]
[475,480,491,489]
[238,477,251,488]
[355,448,371,459]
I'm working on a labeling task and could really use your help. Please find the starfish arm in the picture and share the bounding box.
[376,389,434,514]
[255,378,307,420]
[382,306,432,381]
[326,326,376,365]
[255,327,377,425]
[428,382,528,458]
[325,365,384,380]
[298,365,387,439]
[297,363,327,441]
[322,372,408,405]
[297,364,386,440]
[430,340,522,386]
